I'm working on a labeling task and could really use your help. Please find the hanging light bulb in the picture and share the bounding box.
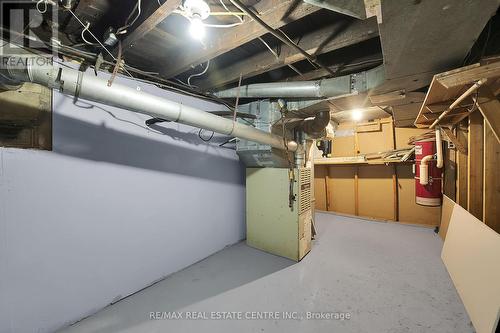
[190,16,205,40]
[352,109,363,121]
[183,0,210,40]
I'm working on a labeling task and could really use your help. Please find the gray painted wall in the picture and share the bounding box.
[0,71,245,333]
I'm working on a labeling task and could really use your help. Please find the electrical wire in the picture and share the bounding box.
[220,0,243,22]
[258,37,279,59]
[203,0,244,27]
[187,60,210,86]
[202,22,243,28]
[2,11,235,110]
[117,0,142,35]
[81,22,98,46]
[174,12,243,28]
[35,0,50,14]
[198,128,215,142]
[258,37,302,75]
[66,8,136,80]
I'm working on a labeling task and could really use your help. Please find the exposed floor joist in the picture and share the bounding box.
[198,17,379,89]
[160,0,321,79]
[121,0,183,52]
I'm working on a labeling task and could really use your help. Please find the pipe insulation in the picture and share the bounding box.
[1,56,297,151]
[215,65,385,99]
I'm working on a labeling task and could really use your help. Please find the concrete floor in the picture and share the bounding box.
[60,213,472,333]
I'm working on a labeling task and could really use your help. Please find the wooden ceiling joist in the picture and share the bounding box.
[282,53,383,82]
[121,0,183,52]
[160,0,321,79]
[197,17,379,89]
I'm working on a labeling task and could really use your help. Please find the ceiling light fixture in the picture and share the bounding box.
[189,16,205,40]
[351,109,363,121]
[183,0,210,40]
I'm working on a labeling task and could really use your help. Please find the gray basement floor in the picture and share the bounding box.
[60,213,472,333]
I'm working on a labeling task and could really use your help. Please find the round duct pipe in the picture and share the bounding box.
[2,55,298,152]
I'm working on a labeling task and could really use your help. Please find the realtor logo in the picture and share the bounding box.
[0,0,58,59]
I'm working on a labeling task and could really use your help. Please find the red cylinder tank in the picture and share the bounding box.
[415,138,442,206]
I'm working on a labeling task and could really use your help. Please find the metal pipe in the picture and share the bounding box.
[435,127,443,169]
[429,78,487,129]
[3,56,298,151]
[215,65,385,98]
[228,0,335,76]
[419,155,433,185]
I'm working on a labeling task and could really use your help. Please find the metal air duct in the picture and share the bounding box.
[1,55,298,151]
[215,65,385,99]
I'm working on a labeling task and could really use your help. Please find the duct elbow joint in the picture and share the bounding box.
[302,110,331,138]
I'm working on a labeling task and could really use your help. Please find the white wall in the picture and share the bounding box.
[0,71,245,333]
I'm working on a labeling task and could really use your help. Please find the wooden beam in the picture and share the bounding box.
[422,110,471,122]
[456,123,468,209]
[122,0,182,52]
[369,89,405,105]
[442,127,467,154]
[198,17,379,89]
[160,0,320,78]
[443,144,456,201]
[354,166,359,216]
[475,87,500,144]
[437,60,500,89]
[467,111,484,220]
[391,120,398,222]
[325,166,331,211]
[483,120,500,232]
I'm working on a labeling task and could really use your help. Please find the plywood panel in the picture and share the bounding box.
[441,204,500,333]
[467,111,484,220]
[314,165,327,211]
[327,166,356,215]
[331,124,356,157]
[357,122,394,154]
[439,195,455,241]
[396,165,441,226]
[395,127,431,149]
[358,165,394,220]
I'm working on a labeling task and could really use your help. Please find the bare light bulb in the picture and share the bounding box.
[352,109,363,121]
[190,17,205,40]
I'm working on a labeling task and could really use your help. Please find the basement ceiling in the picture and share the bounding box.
[1,0,499,119]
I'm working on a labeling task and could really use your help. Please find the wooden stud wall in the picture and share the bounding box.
[456,122,469,209]
[442,107,499,234]
[467,111,484,219]
[483,122,500,232]
[315,108,499,231]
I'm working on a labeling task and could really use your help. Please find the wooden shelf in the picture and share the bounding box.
[314,158,412,166]
[414,58,500,129]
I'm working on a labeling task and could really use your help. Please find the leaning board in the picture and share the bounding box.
[441,204,500,333]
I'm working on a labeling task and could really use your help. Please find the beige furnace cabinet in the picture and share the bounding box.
[246,168,312,261]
